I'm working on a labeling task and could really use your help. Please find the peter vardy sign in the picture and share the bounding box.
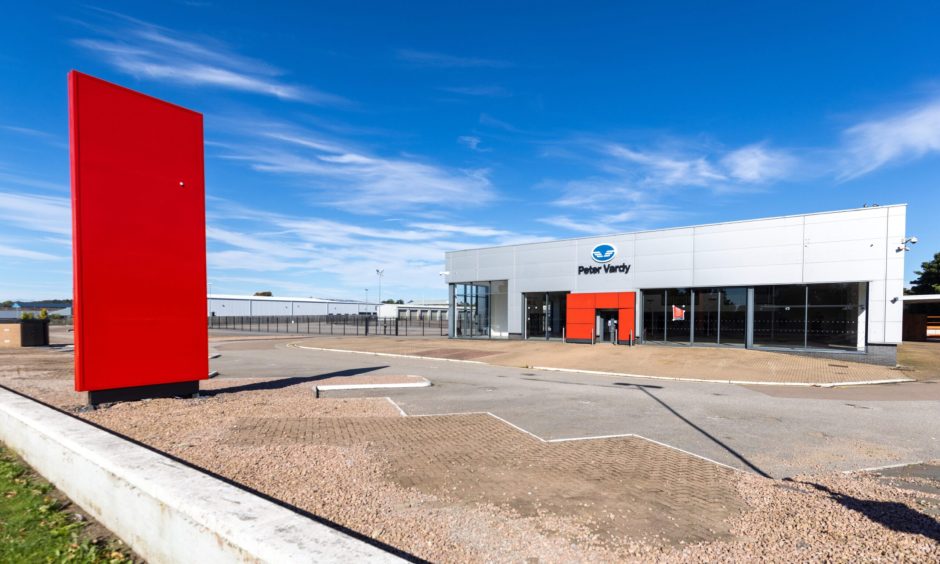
[579,243,631,275]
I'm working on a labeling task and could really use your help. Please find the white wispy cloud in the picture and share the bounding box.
[720,144,796,183]
[0,170,67,193]
[536,172,684,235]
[73,12,346,105]
[457,135,490,152]
[538,209,675,235]
[396,49,513,69]
[204,199,538,297]
[0,192,71,235]
[1,125,58,141]
[0,244,60,261]
[439,85,511,97]
[219,122,496,211]
[840,98,940,179]
[607,144,727,187]
[479,113,522,132]
[408,222,512,238]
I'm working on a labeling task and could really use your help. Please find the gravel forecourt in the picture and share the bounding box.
[0,335,938,562]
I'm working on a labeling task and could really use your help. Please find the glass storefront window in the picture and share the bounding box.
[665,288,692,343]
[525,292,569,339]
[643,283,863,350]
[753,285,806,347]
[453,283,491,338]
[752,283,862,350]
[807,283,859,350]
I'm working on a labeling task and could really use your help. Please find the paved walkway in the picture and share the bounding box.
[284,335,918,385]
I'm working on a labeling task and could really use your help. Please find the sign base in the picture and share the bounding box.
[88,380,199,406]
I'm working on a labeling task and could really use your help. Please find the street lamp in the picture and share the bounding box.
[376,269,384,303]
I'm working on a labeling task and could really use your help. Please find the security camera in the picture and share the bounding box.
[910,236,918,244]
[902,236,918,245]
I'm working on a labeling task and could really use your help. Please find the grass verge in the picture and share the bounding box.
[0,445,134,563]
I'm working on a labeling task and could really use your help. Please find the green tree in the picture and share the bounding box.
[909,252,940,295]
[0,301,12,308]
[253,291,273,297]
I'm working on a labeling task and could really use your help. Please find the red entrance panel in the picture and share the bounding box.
[565,292,636,343]
[69,71,207,393]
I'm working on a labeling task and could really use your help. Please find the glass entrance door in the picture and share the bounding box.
[693,288,747,345]
[643,291,666,341]
[525,293,546,338]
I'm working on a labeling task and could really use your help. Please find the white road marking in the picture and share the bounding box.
[382,398,745,473]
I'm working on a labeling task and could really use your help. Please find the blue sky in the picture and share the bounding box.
[1,2,938,301]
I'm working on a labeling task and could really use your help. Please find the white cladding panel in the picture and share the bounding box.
[693,218,804,287]
[446,205,907,343]
[476,247,515,281]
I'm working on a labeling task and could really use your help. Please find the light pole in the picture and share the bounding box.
[365,288,369,303]
[376,269,384,303]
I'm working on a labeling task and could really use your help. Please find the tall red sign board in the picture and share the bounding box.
[69,71,207,398]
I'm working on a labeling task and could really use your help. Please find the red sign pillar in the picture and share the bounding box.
[69,71,208,404]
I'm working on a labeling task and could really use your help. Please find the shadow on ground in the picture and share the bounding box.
[204,366,388,396]
[789,479,940,543]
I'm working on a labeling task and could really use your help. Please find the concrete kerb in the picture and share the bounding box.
[0,387,406,564]
[842,461,929,474]
[531,366,915,388]
[315,378,431,398]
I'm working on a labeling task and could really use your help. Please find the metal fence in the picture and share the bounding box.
[208,314,448,337]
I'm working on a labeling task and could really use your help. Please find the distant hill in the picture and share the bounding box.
[0,299,73,309]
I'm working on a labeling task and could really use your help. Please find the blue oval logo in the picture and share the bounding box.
[591,243,617,263]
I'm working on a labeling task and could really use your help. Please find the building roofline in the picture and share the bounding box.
[446,204,908,254]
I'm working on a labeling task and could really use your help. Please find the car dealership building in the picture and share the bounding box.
[444,205,909,364]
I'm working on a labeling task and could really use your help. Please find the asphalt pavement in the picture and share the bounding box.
[210,335,940,478]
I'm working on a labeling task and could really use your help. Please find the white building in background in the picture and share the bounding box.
[377,300,449,321]
[445,205,910,364]
[207,294,377,317]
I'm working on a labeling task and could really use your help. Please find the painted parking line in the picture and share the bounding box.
[383,399,745,475]
[287,343,487,365]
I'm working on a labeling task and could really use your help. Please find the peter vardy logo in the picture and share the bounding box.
[591,243,617,263]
